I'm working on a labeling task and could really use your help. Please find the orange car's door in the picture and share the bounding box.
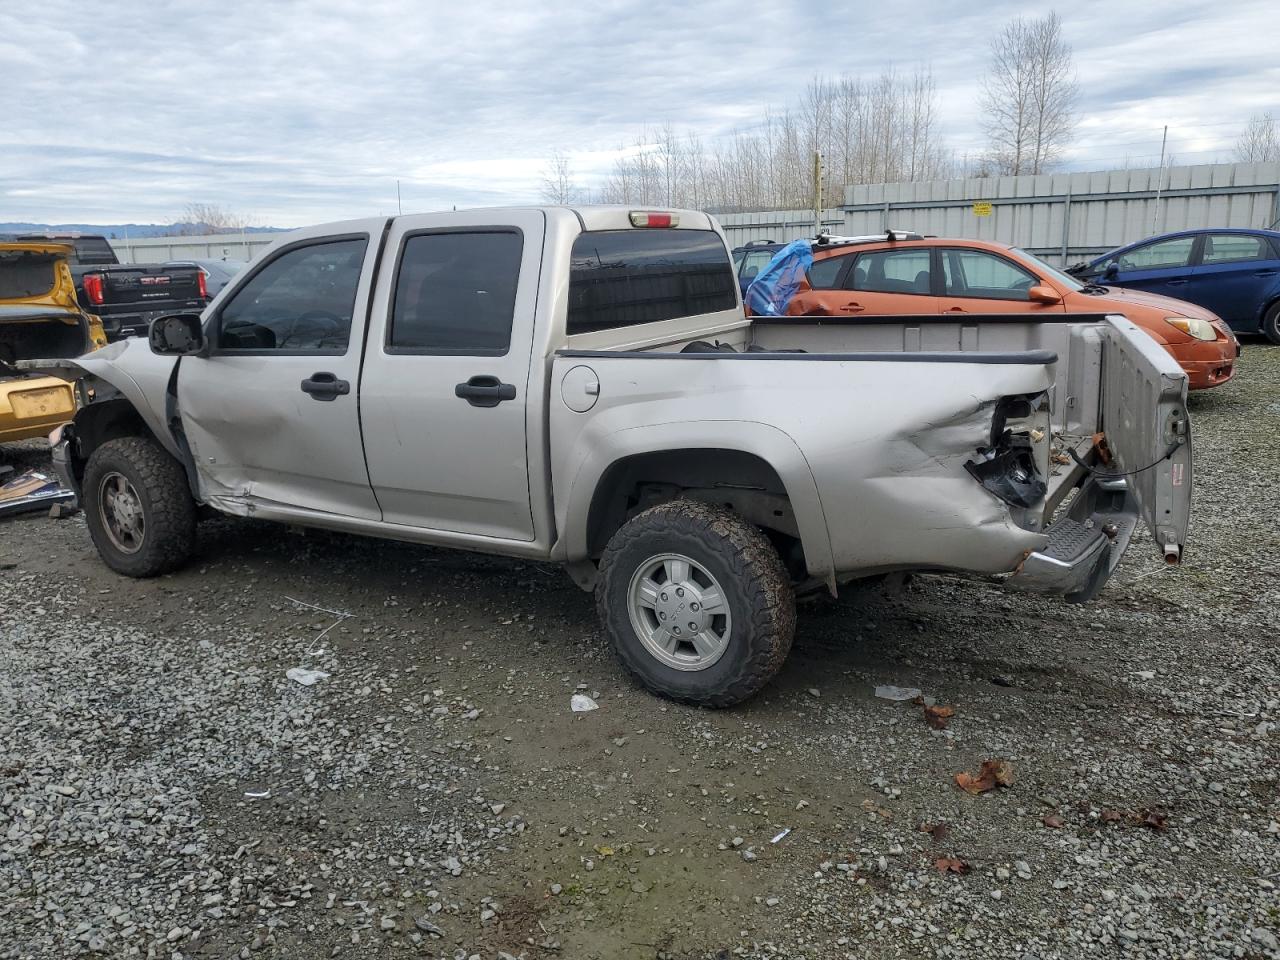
[936,247,1066,315]
[789,246,936,317]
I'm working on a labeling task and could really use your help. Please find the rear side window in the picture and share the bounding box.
[389,231,523,355]
[739,249,776,282]
[1202,234,1268,264]
[848,249,932,294]
[217,238,366,352]
[568,229,737,334]
[807,255,845,289]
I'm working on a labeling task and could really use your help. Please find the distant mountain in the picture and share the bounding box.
[0,221,286,239]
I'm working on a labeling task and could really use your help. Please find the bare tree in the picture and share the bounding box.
[980,12,1078,175]
[539,152,581,204]
[172,202,249,235]
[555,67,951,212]
[1236,112,1280,163]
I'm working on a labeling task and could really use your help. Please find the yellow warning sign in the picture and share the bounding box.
[972,201,993,217]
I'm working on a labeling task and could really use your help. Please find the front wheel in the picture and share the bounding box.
[83,436,196,577]
[596,500,796,707]
[1263,302,1280,345]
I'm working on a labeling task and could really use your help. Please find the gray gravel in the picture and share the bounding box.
[1,345,1277,959]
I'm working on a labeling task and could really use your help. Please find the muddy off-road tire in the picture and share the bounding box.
[1263,302,1280,345]
[596,499,796,707]
[83,436,196,578]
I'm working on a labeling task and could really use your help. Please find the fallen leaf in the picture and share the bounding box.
[1042,814,1065,829]
[1139,809,1169,832]
[918,821,950,842]
[924,705,955,730]
[954,759,1015,795]
[934,856,971,874]
[1100,809,1123,823]
[593,845,614,857]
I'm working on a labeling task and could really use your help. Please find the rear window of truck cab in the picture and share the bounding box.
[567,229,737,334]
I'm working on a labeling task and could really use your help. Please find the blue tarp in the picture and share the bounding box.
[743,239,813,316]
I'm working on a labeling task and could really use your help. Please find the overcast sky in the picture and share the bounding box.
[3,0,1277,227]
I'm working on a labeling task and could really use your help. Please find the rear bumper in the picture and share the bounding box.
[1005,477,1139,602]
[0,376,76,443]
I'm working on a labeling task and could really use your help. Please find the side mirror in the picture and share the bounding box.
[1028,284,1062,304]
[149,313,206,355]
[1103,262,1119,281]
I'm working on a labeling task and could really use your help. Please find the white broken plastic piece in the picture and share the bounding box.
[570,694,599,712]
[874,684,922,701]
[244,788,270,800]
[771,828,792,844]
[286,667,330,686]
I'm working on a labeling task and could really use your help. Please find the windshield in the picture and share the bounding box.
[1013,248,1085,291]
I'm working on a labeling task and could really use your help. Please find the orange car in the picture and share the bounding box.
[785,236,1239,389]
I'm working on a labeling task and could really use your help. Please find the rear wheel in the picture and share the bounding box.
[1263,302,1280,344]
[83,436,196,577]
[596,499,795,707]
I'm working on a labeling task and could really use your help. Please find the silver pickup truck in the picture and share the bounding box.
[47,207,1192,706]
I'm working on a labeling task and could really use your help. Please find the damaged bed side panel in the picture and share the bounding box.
[553,353,1055,581]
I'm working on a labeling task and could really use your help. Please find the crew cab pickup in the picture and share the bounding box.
[46,207,1193,706]
[9,234,206,341]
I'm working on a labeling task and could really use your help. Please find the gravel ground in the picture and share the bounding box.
[1,344,1277,960]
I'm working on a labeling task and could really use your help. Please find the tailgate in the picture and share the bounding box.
[1101,315,1192,562]
[96,265,203,305]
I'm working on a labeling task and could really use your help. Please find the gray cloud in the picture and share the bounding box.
[3,0,1275,225]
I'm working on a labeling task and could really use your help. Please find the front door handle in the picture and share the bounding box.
[1166,278,1188,286]
[300,371,350,401]
[946,306,967,313]
[1254,269,1277,277]
[455,375,517,407]
[839,301,865,313]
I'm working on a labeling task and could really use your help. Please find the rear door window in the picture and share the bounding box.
[847,249,932,295]
[568,229,737,334]
[388,230,523,355]
[1201,234,1269,264]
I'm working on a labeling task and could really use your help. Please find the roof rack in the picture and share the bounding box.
[812,229,924,247]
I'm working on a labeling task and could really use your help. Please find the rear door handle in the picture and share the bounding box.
[300,372,350,401]
[1166,278,1188,286]
[1254,269,1278,277]
[945,306,967,313]
[455,375,517,407]
[839,301,865,313]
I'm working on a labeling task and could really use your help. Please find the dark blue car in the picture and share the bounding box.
[1071,228,1280,342]
[731,240,784,297]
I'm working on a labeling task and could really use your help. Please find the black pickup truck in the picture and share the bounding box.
[8,234,207,341]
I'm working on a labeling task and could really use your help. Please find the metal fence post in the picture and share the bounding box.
[1060,189,1072,265]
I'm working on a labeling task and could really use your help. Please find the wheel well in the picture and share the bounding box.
[67,398,161,487]
[586,449,803,573]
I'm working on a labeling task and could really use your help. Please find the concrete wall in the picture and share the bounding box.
[109,233,276,264]
[718,162,1280,265]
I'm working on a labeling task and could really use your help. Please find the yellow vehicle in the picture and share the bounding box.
[1,242,107,443]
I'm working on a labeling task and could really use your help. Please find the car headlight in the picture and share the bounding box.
[1165,316,1217,341]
